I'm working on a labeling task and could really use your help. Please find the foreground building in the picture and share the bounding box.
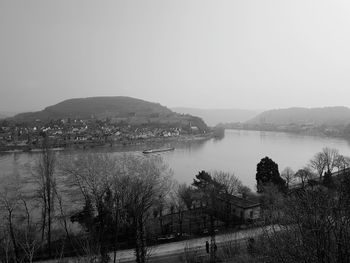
[150,194,261,237]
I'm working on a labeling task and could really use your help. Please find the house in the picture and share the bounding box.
[216,193,261,221]
[149,193,261,237]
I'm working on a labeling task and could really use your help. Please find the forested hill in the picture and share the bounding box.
[12,97,171,121]
[247,107,350,126]
[11,96,209,131]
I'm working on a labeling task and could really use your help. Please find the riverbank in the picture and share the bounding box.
[0,133,214,154]
[227,127,350,140]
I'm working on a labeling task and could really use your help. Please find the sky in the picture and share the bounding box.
[1,0,350,112]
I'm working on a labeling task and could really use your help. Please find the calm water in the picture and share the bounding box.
[2,129,350,190]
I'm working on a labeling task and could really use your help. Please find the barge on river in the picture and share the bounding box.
[142,147,175,154]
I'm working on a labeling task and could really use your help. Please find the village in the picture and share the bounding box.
[0,117,209,152]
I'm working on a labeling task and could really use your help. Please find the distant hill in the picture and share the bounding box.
[12,97,172,122]
[247,107,350,126]
[172,107,261,126]
[11,96,209,131]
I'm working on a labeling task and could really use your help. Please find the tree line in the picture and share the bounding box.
[182,147,350,263]
[0,136,174,263]
[256,147,350,192]
[243,147,350,263]
[0,136,253,263]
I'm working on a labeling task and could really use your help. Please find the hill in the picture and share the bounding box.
[247,107,350,126]
[172,107,261,126]
[11,96,209,131]
[13,97,172,121]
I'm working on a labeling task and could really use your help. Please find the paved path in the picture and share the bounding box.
[38,225,278,262]
[117,237,248,263]
[115,226,265,262]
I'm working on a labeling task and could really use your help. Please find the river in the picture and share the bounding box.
[1,129,350,190]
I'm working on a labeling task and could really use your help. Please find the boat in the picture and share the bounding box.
[142,147,175,154]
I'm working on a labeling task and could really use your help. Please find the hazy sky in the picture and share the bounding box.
[1,0,350,112]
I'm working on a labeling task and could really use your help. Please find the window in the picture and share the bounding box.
[250,211,253,219]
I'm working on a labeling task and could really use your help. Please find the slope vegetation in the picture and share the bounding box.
[13,96,172,121]
[11,96,209,131]
[247,107,350,126]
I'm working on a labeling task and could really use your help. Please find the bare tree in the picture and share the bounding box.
[167,182,187,236]
[237,185,252,198]
[0,172,24,263]
[34,136,56,257]
[0,164,43,263]
[294,167,313,188]
[281,167,295,189]
[121,154,172,263]
[322,147,339,173]
[0,228,12,263]
[17,197,40,263]
[212,171,243,196]
[309,152,326,179]
[255,173,350,263]
[178,183,195,211]
[61,153,172,263]
[0,190,20,263]
[54,186,74,253]
[334,154,350,172]
[61,153,119,263]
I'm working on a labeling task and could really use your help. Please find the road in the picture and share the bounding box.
[38,225,278,263]
[113,225,272,263]
[117,239,247,263]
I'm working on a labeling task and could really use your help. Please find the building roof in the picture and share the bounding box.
[218,193,260,209]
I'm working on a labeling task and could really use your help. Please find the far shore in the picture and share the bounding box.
[226,127,350,140]
[0,133,214,154]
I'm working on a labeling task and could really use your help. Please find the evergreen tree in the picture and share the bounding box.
[192,170,223,191]
[256,157,285,193]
